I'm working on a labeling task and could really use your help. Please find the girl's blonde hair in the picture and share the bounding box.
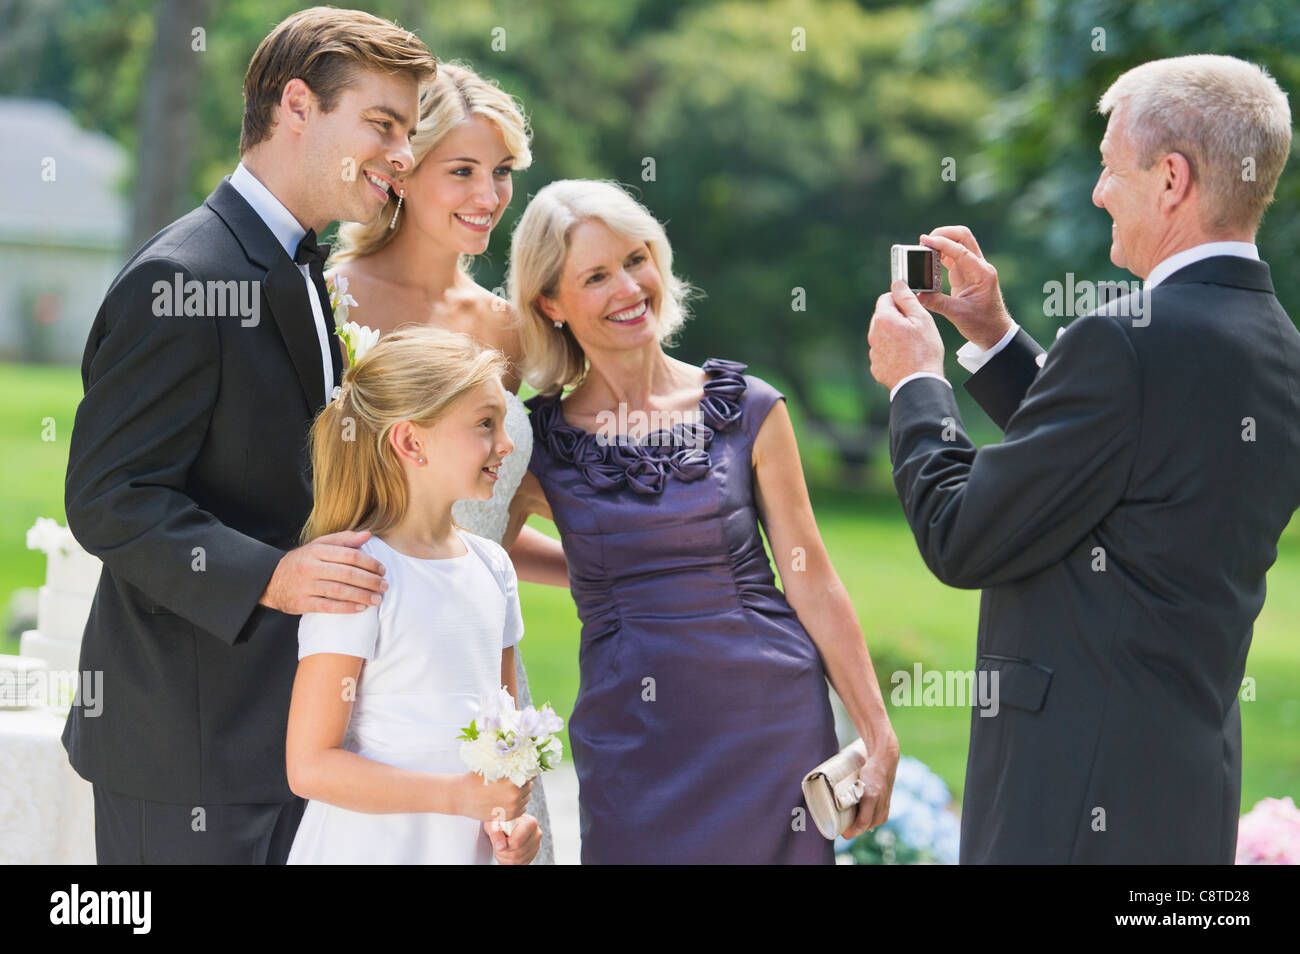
[300,326,509,543]
[330,61,533,265]
[507,179,694,396]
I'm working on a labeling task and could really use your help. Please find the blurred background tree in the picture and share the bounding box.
[919,0,1300,347]
[2,0,1297,482]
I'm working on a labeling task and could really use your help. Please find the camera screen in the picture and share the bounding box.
[907,249,932,284]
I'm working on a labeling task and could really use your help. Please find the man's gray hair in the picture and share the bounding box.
[1098,54,1292,233]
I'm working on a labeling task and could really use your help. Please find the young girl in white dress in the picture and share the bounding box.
[284,326,540,865]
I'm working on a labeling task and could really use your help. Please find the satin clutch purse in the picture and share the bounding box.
[801,738,868,839]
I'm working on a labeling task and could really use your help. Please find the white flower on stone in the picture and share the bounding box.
[26,517,74,556]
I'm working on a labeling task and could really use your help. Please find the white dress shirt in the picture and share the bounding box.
[947,241,1262,380]
[229,162,335,405]
[1143,240,1258,290]
[890,371,953,402]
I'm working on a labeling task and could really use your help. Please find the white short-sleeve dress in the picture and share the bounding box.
[286,528,524,865]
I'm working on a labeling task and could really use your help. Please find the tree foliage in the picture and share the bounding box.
[5,0,1297,482]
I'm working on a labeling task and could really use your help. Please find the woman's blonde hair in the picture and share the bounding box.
[300,326,509,543]
[508,179,694,396]
[331,61,533,265]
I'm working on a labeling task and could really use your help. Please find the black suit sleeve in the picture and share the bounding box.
[888,314,1140,589]
[963,328,1046,430]
[65,257,286,645]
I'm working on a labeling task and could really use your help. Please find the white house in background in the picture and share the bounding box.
[0,98,128,365]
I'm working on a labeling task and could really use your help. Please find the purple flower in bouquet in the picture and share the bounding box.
[476,685,520,735]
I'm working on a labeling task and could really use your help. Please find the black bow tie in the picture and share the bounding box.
[294,229,331,267]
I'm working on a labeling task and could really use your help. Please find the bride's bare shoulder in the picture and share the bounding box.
[327,260,424,336]
[462,281,520,325]
[325,260,382,314]
[465,283,527,388]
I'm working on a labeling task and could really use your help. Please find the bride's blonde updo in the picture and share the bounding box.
[300,326,509,543]
[330,61,533,265]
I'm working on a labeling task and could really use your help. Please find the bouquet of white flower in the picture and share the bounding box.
[457,686,564,834]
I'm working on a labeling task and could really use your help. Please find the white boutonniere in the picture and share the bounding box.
[324,273,359,326]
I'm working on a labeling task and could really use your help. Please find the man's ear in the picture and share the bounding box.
[1158,151,1194,214]
[280,77,316,132]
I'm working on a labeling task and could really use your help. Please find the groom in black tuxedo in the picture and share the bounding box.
[868,55,1299,862]
[62,8,434,863]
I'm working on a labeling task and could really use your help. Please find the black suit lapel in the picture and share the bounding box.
[204,177,330,415]
[265,256,330,415]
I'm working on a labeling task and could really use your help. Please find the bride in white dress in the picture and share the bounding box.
[325,63,567,863]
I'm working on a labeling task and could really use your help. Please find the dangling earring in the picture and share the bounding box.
[388,190,405,230]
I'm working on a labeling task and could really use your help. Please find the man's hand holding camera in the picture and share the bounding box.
[915,226,1014,349]
[867,281,946,392]
[869,225,1016,392]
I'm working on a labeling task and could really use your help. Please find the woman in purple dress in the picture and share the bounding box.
[506,180,899,864]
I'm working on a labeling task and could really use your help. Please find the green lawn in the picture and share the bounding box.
[4,361,1297,815]
[0,363,85,634]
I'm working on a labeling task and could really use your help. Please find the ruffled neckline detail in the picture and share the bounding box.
[525,358,749,495]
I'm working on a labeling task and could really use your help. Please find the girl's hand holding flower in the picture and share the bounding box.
[456,685,565,836]
[486,813,541,865]
[455,772,533,823]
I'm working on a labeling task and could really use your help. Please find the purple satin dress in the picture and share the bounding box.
[525,358,838,864]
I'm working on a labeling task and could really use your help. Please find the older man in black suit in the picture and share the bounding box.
[62,8,435,863]
[868,54,1298,863]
